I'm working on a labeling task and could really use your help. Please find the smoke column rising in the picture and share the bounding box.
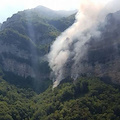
[48,0,120,88]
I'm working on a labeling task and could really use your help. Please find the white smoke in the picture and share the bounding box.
[48,0,120,88]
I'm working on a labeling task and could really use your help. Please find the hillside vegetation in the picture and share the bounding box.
[0,68,120,120]
[0,6,75,93]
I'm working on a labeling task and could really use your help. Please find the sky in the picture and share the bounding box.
[0,0,112,23]
[0,0,80,23]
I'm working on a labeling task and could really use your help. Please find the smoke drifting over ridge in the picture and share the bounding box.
[48,0,120,88]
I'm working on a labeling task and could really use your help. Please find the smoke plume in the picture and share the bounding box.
[48,0,120,88]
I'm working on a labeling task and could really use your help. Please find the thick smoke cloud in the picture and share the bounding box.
[48,0,120,88]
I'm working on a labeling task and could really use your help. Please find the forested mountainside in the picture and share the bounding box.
[0,6,75,93]
[0,5,120,120]
[0,73,120,120]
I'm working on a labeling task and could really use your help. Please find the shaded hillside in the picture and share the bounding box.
[1,6,75,46]
[0,28,47,92]
[1,11,60,46]
[48,14,76,32]
[0,6,75,93]
[61,10,120,85]
[85,10,120,84]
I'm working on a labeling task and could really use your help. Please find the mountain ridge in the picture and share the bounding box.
[0,6,75,92]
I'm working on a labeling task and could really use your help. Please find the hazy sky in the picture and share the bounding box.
[0,0,112,23]
[0,0,80,23]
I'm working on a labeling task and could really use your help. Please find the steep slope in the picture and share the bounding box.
[58,10,120,85]
[84,10,120,84]
[0,6,75,92]
[1,6,75,46]
[48,14,75,32]
[1,10,60,46]
[0,28,36,77]
[0,28,46,92]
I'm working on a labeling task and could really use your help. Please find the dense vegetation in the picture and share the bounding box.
[0,66,120,120]
[31,77,120,120]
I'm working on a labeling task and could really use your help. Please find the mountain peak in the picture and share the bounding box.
[34,5,54,12]
[33,5,77,18]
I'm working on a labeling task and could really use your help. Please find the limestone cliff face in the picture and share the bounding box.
[2,58,34,78]
[0,40,31,59]
[0,28,50,92]
[0,29,36,78]
[0,8,55,80]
